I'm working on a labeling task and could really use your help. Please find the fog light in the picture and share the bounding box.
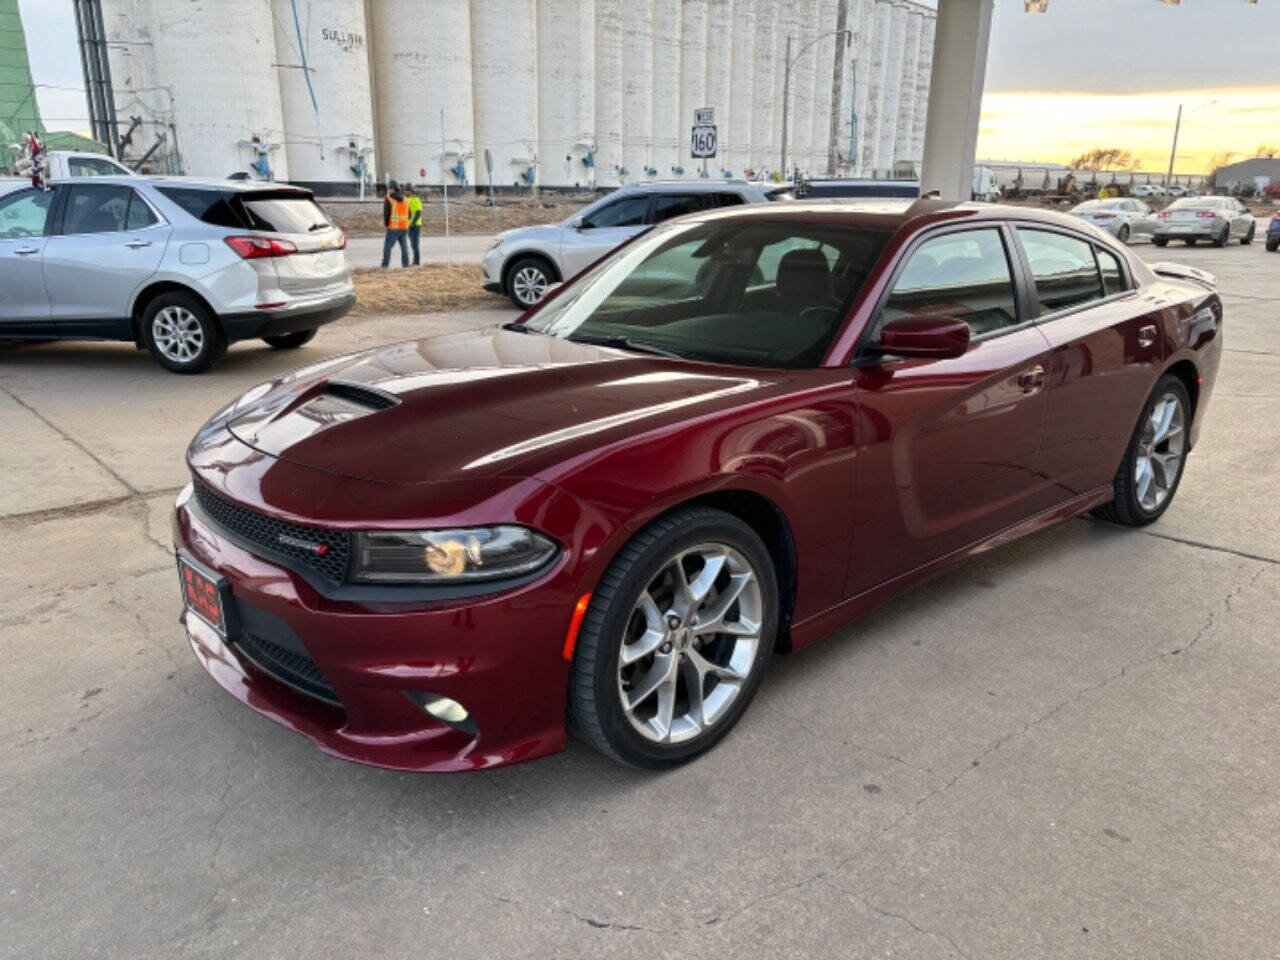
[406,691,477,735]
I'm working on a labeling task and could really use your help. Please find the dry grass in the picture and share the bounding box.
[350,264,503,315]
[323,195,593,238]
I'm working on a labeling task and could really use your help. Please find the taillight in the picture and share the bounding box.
[224,236,297,259]
[1094,213,1115,220]
[337,231,348,250]
[1195,211,1218,219]
[1158,211,1171,218]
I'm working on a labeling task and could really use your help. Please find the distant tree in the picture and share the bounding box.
[1255,144,1280,159]
[1207,151,1238,186]
[1068,147,1140,172]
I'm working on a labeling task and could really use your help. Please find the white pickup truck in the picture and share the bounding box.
[1,151,135,193]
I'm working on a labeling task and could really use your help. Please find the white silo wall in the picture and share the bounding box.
[769,0,797,175]
[101,0,173,171]
[749,0,778,175]
[894,8,923,173]
[537,0,596,189]
[850,0,874,175]
[786,0,817,177]
[859,0,890,175]
[145,0,287,180]
[704,0,732,177]
[651,0,682,177]
[594,0,624,187]
[471,0,538,188]
[726,0,755,178]
[875,2,907,173]
[272,0,375,192]
[806,0,838,175]
[679,0,708,176]
[621,1,655,182]
[371,0,471,188]
[909,11,935,166]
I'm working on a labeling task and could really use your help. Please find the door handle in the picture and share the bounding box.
[1017,363,1046,394]
[13,246,39,256]
[1137,324,1157,348]
[125,239,152,248]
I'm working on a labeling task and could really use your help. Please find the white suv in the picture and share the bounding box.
[482,180,783,308]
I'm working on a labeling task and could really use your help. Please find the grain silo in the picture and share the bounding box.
[860,0,891,175]
[876,1,908,173]
[271,0,375,194]
[909,11,935,165]
[726,0,755,178]
[537,0,596,189]
[679,0,708,175]
[594,0,624,187]
[651,0,682,177]
[851,0,874,174]
[621,1,655,181]
[893,7,924,175]
[471,0,538,188]
[786,0,818,179]
[145,0,288,180]
[370,0,472,187]
[807,0,839,175]
[704,0,732,177]
[748,0,777,175]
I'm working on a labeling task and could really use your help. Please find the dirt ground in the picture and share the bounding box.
[323,194,594,238]
[349,264,502,314]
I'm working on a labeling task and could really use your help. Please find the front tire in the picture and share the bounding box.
[1266,238,1279,253]
[141,292,226,374]
[569,506,779,769]
[1092,374,1191,527]
[506,256,555,309]
[262,328,317,350]
[1241,223,1255,246]
[1117,224,1130,244]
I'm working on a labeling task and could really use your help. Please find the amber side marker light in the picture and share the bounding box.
[563,594,592,661]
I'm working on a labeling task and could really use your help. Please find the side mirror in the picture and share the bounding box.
[875,316,971,360]
[569,216,587,230]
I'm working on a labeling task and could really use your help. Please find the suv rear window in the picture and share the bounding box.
[157,187,243,228]
[239,193,331,233]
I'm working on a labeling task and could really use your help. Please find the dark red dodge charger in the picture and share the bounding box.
[174,199,1221,771]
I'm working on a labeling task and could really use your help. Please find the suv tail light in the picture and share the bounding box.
[1157,210,1171,218]
[225,236,298,259]
[1195,211,1218,219]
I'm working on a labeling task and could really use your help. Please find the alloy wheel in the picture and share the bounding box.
[151,306,205,363]
[616,544,763,744]
[1134,391,1186,513]
[512,266,548,306]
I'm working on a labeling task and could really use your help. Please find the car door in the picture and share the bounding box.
[1013,226,1165,498]
[0,187,56,337]
[41,184,169,337]
[846,224,1056,595]
[558,193,653,278]
[1132,200,1156,237]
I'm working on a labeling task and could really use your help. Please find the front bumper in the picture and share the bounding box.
[482,246,503,292]
[172,482,584,772]
[220,292,356,342]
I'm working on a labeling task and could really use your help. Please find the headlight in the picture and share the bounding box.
[486,237,503,252]
[352,526,558,584]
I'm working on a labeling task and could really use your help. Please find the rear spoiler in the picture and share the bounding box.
[1151,261,1217,289]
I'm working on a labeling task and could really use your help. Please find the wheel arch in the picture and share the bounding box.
[501,250,561,293]
[130,281,222,347]
[1162,358,1200,425]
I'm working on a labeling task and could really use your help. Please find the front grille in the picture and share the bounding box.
[193,481,351,582]
[235,630,340,706]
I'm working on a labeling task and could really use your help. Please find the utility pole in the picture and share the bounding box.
[781,35,792,180]
[827,0,849,176]
[1163,103,1182,194]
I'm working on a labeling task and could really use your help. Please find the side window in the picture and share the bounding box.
[67,157,122,177]
[652,193,716,223]
[582,195,651,229]
[63,185,132,235]
[714,192,746,208]
[157,187,243,228]
[883,228,1019,337]
[1096,247,1127,296]
[0,189,55,239]
[1017,228,1104,314]
[126,191,159,230]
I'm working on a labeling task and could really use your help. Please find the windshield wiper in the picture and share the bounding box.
[308,222,330,232]
[566,333,688,360]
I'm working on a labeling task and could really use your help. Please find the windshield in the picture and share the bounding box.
[523,220,890,368]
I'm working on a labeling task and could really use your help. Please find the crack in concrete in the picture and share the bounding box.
[1130,529,1278,566]
[776,709,949,786]
[0,485,185,530]
[476,890,664,935]
[844,885,974,960]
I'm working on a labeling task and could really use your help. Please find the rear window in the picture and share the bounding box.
[157,187,244,228]
[240,193,331,233]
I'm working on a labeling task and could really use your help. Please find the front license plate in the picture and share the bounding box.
[178,556,228,635]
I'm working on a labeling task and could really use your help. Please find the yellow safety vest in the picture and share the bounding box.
[388,197,409,230]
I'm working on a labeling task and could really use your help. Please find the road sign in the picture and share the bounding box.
[694,107,715,126]
[691,125,717,159]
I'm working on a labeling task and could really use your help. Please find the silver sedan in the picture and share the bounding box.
[1069,198,1158,244]
[1153,196,1257,248]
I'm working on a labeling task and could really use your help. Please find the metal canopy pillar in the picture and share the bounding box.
[919,0,994,200]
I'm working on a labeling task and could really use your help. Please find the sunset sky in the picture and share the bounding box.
[17,0,1280,175]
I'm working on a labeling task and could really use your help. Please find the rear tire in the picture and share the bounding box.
[1241,224,1255,246]
[1266,238,1279,253]
[1153,237,1168,247]
[262,329,317,350]
[1183,238,1196,246]
[1092,374,1191,527]
[1117,224,1130,244]
[1212,225,1229,247]
[140,292,226,374]
[506,256,555,309]
[569,506,779,769]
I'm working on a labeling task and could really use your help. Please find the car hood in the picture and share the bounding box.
[219,327,780,485]
[498,223,565,245]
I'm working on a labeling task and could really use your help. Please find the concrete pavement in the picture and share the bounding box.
[1,243,1278,959]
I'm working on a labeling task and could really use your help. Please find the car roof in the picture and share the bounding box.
[614,179,767,195]
[50,175,314,194]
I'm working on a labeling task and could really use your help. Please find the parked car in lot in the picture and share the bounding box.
[1267,212,1280,252]
[0,177,353,372]
[175,198,1222,772]
[0,149,135,187]
[1153,196,1256,247]
[1129,184,1163,199]
[1069,197,1158,242]
[482,180,782,308]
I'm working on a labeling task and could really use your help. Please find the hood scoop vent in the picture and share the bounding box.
[321,381,399,411]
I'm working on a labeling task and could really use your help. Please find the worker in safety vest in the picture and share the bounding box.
[405,185,423,267]
[381,180,410,268]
